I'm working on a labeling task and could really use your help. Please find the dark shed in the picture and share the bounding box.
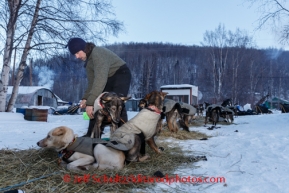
[7,86,58,108]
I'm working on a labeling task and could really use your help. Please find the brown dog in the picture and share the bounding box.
[163,99,197,133]
[138,98,147,109]
[196,103,204,116]
[178,114,195,131]
[110,91,168,162]
[205,104,221,126]
[163,100,182,133]
[86,92,131,138]
[166,107,180,133]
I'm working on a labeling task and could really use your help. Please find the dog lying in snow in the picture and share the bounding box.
[37,126,125,170]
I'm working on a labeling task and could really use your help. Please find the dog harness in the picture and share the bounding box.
[178,101,197,115]
[58,137,77,164]
[58,149,75,164]
[110,108,161,150]
[58,136,132,161]
[57,136,132,164]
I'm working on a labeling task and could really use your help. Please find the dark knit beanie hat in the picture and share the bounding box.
[67,38,86,55]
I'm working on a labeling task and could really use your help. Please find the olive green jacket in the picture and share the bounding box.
[83,46,125,106]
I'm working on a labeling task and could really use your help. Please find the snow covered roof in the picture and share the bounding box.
[54,94,70,104]
[7,86,50,95]
[160,84,197,89]
[160,84,199,98]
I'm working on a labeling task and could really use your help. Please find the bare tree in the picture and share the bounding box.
[247,0,289,44]
[201,24,254,102]
[0,0,123,112]
[227,29,254,104]
[0,0,22,112]
[6,0,42,112]
[201,24,230,102]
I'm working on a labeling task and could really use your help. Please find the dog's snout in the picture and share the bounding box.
[37,140,46,147]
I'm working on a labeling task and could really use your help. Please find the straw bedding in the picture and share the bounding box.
[0,145,201,192]
[0,118,211,193]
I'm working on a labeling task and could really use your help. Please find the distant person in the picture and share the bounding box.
[67,37,131,126]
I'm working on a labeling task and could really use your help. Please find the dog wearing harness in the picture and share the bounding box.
[110,91,168,162]
[37,126,126,170]
[86,92,131,138]
[160,99,197,133]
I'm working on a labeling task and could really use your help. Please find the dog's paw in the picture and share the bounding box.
[139,154,150,162]
[67,164,88,171]
[60,162,68,168]
[66,164,77,170]
[92,163,99,169]
[77,166,89,170]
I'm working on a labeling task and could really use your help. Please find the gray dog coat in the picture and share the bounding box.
[66,137,131,156]
[163,99,196,115]
[110,108,161,150]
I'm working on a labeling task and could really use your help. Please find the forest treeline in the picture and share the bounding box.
[19,42,289,106]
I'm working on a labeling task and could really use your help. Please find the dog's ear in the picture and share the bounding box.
[120,96,131,103]
[161,92,168,98]
[52,127,66,136]
[144,93,152,101]
[101,96,112,103]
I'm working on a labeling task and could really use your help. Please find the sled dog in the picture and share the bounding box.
[86,92,131,138]
[37,126,126,170]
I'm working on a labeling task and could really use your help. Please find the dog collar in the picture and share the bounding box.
[58,149,75,164]
[98,92,108,108]
[147,105,161,114]
[57,137,76,165]
[99,100,104,108]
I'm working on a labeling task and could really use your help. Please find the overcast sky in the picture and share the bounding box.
[106,0,289,50]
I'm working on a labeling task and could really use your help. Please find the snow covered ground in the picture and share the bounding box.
[0,110,288,193]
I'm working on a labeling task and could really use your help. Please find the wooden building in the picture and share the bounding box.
[7,86,58,109]
[160,84,199,105]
